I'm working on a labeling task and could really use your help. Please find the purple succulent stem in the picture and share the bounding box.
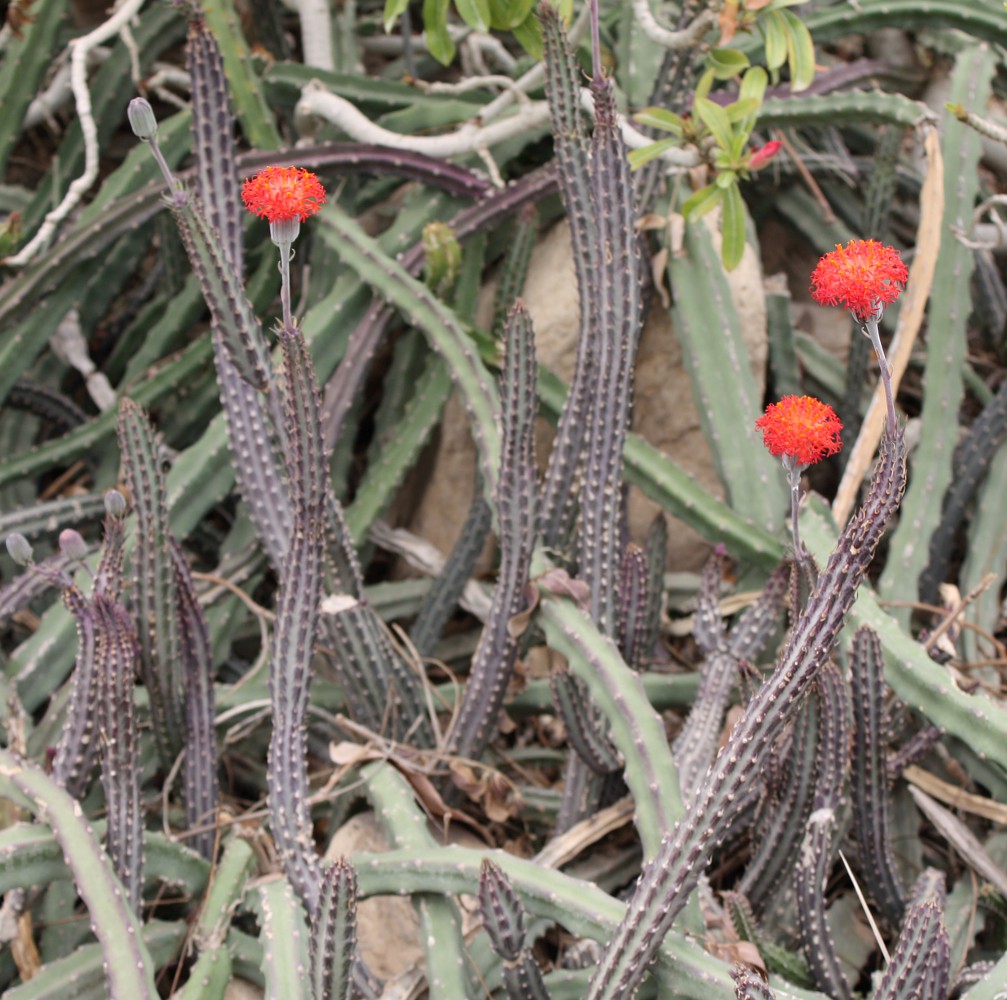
[584,427,907,998]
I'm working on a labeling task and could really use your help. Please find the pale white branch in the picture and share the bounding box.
[50,309,116,411]
[295,79,552,159]
[144,64,192,110]
[6,0,148,268]
[295,78,700,174]
[120,21,141,87]
[420,74,532,104]
[632,0,719,51]
[953,193,1007,251]
[279,0,335,71]
[461,32,517,74]
[24,48,112,130]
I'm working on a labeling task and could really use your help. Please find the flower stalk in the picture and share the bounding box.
[811,239,909,430]
[126,98,186,206]
[756,394,843,561]
[242,165,327,330]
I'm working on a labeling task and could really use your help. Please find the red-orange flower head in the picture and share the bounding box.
[810,239,908,320]
[241,166,326,223]
[756,395,843,467]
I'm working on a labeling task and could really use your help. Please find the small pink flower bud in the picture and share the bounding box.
[58,529,88,562]
[748,139,782,170]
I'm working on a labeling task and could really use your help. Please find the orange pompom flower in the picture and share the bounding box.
[810,239,908,320]
[756,395,843,467]
[241,166,327,224]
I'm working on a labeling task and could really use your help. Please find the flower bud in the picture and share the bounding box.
[58,529,88,562]
[6,533,33,566]
[422,221,462,299]
[104,489,127,518]
[748,139,782,171]
[127,97,158,141]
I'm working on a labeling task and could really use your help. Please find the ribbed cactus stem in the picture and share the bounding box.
[577,74,644,636]
[479,859,552,1000]
[310,858,357,1000]
[731,965,777,1000]
[174,197,272,391]
[52,587,101,799]
[186,11,292,569]
[618,544,651,672]
[117,398,184,770]
[173,540,220,861]
[479,858,528,962]
[741,690,820,909]
[538,5,600,550]
[850,624,905,927]
[794,663,852,999]
[796,808,851,1000]
[267,324,326,911]
[186,17,243,271]
[446,303,538,763]
[52,495,128,800]
[94,597,144,915]
[872,871,950,1000]
[674,558,788,799]
[584,428,906,999]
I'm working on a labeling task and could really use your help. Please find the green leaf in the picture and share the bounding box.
[724,97,761,124]
[511,11,543,58]
[455,0,491,32]
[628,137,682,171]
[488,0,536,29]
[633,107,685,135]
[782,9,816,91]
[721,183,746,271]
[383,0,410,31]
[681,183,724,219]
[694,66,715,101]
[762,9,788,70]
[706,47,750,79]
[740,65,769,103]
[737,66,768,133]
[693,96,734,150]
[423,0,456,64]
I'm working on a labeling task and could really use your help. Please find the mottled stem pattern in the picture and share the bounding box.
[850,624,906,927]
[585,428,906,999]
[446,303,538,763]
[267,325,326,912]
